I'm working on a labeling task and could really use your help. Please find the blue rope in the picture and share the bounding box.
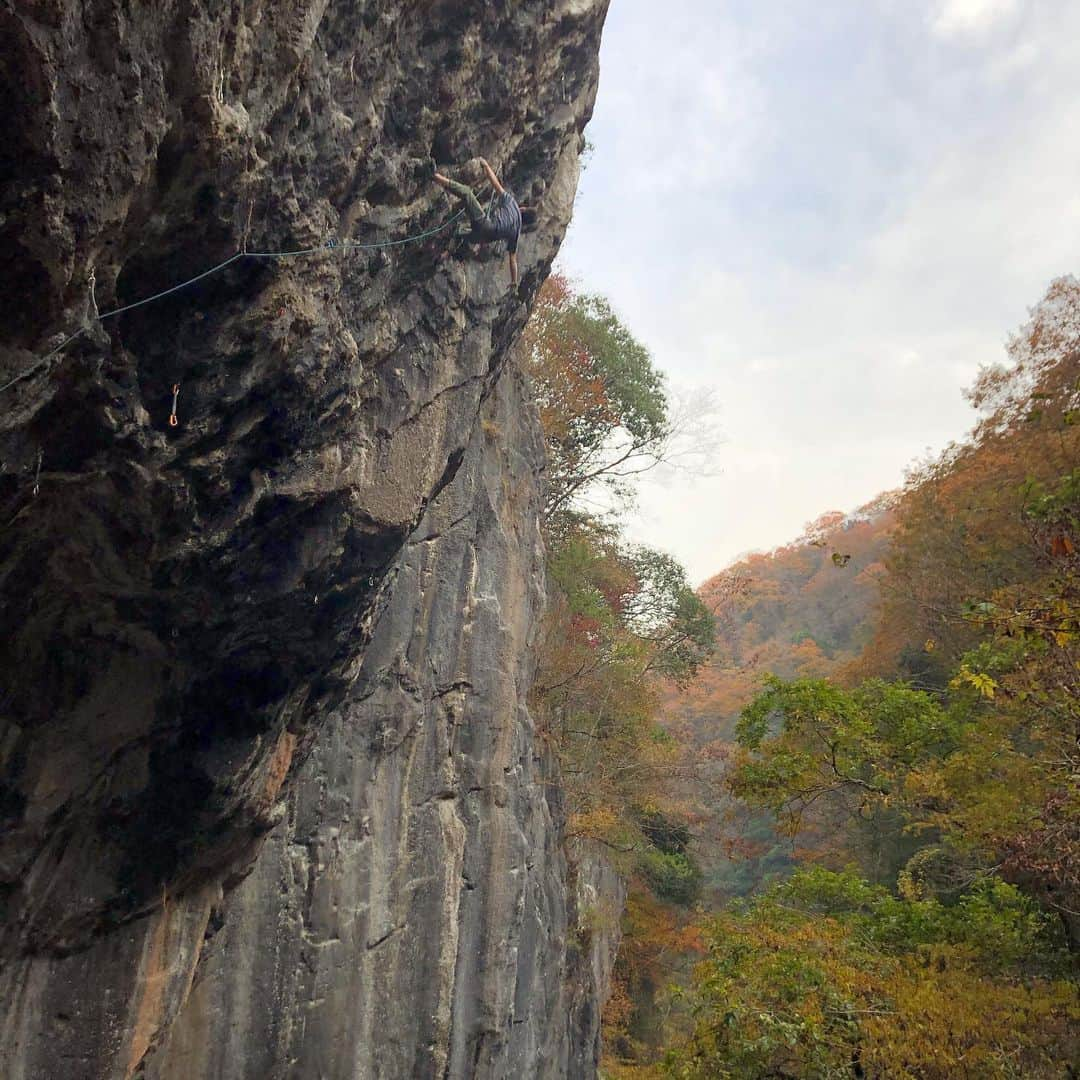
[0,208,466,396]
[243,242,331,259]
[99,252,246,322]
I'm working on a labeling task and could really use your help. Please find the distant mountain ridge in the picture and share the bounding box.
[666,497,896,750]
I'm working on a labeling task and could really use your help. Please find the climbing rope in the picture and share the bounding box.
[0,207,466,397]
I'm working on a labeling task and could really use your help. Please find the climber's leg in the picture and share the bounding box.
[434,174,486,226]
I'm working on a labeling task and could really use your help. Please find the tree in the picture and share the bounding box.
[879,275,1080,671]
[665,868,1077,1080]
[622,547,717,685]
[862,278,1080,930]
[733,678,956,827]
[521,274,672,518]
[536,517,714,844]
[916,471,1080,932]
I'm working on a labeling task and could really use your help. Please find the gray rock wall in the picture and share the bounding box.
[144,368,613,1080]
[0,0,619,1076]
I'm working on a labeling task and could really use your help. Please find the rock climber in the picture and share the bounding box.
[434,157,530,285]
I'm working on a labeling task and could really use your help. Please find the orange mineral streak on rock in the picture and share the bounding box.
[124,900,170,1079]
[260,729,298,811]
[123,892,214,1079]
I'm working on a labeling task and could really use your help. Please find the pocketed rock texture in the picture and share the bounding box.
[0,0,616,1076]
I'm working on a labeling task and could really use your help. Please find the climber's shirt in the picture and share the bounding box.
[466,191,521,253]
[483,190,522,254]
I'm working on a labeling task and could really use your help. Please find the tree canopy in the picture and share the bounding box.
[667,868,1078,1079]
[522,274,672,518]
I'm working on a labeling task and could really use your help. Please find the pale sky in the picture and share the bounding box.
[557,0,1080,583]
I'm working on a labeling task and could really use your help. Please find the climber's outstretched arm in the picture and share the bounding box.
[479,158,505,197]
[508,252,518,285]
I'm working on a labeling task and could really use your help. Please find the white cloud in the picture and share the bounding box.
[932,0,1019,37]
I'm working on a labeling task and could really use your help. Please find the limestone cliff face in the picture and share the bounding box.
[0,0,617,1076]
[144,369,619,1080]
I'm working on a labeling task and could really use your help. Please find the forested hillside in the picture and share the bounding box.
[601,462,896,1071]
[604,277,1080,1078]
[660,502,895,901]
[669,502,895,745]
